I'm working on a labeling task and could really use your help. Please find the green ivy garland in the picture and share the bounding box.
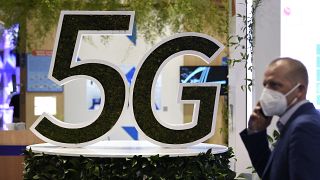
[227,0,262,91]
[0,0,229,48]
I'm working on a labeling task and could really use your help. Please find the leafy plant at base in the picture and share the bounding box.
[24,148,236,180]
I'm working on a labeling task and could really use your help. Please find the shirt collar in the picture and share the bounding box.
[278,100,309,126]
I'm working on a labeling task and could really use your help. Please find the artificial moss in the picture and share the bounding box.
[133,36,221,144]
[24,148,236,180]
[35,14,130,143]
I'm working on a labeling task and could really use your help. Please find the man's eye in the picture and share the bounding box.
[269,82,279,89]
[274,83,282,88]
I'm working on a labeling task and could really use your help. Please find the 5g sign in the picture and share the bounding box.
[30,11,224,147]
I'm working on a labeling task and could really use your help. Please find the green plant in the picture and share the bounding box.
[0,0,229,49]
[220,96,229,144]
[24,148,236,180]
[267,129,280,148]
[227,0,263,91]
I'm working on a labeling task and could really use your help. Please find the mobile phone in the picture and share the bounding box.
[259,108,271,118]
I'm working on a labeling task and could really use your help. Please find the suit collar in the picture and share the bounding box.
[280,102,316,134]
[278,100,309,126]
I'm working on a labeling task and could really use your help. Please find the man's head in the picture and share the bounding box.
[263,57,308,106]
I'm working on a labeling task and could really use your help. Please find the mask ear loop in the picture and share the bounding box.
[285,83,301,96]
[285,83,301,107]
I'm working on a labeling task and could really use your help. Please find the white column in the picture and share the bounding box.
[252,0,281,137]
[228,0,281,176]
[228,0,251,174]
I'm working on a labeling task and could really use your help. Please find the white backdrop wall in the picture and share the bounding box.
[281,0,320,110]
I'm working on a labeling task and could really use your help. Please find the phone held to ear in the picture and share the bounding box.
[260,108,271,119]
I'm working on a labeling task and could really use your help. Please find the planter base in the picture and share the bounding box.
[24,141,235,179]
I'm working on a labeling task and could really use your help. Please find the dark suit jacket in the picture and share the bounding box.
[240,102,320,180]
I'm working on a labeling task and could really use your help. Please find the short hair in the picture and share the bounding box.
[270,57,309,87]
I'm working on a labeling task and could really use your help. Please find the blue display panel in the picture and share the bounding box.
[27,54,63,92]
[180,66,228,95]
[0,23,20,129]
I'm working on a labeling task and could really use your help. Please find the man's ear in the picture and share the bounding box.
[297,84,307,98]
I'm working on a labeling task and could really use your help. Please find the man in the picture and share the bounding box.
[240,57,320,179]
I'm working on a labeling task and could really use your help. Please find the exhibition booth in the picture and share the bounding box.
[0,0,318,179]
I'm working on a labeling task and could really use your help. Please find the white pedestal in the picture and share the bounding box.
[27,140,228,157]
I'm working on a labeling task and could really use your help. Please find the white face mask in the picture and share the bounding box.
[259,83,300,116]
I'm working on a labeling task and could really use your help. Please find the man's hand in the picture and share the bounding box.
[248,103,272,133]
